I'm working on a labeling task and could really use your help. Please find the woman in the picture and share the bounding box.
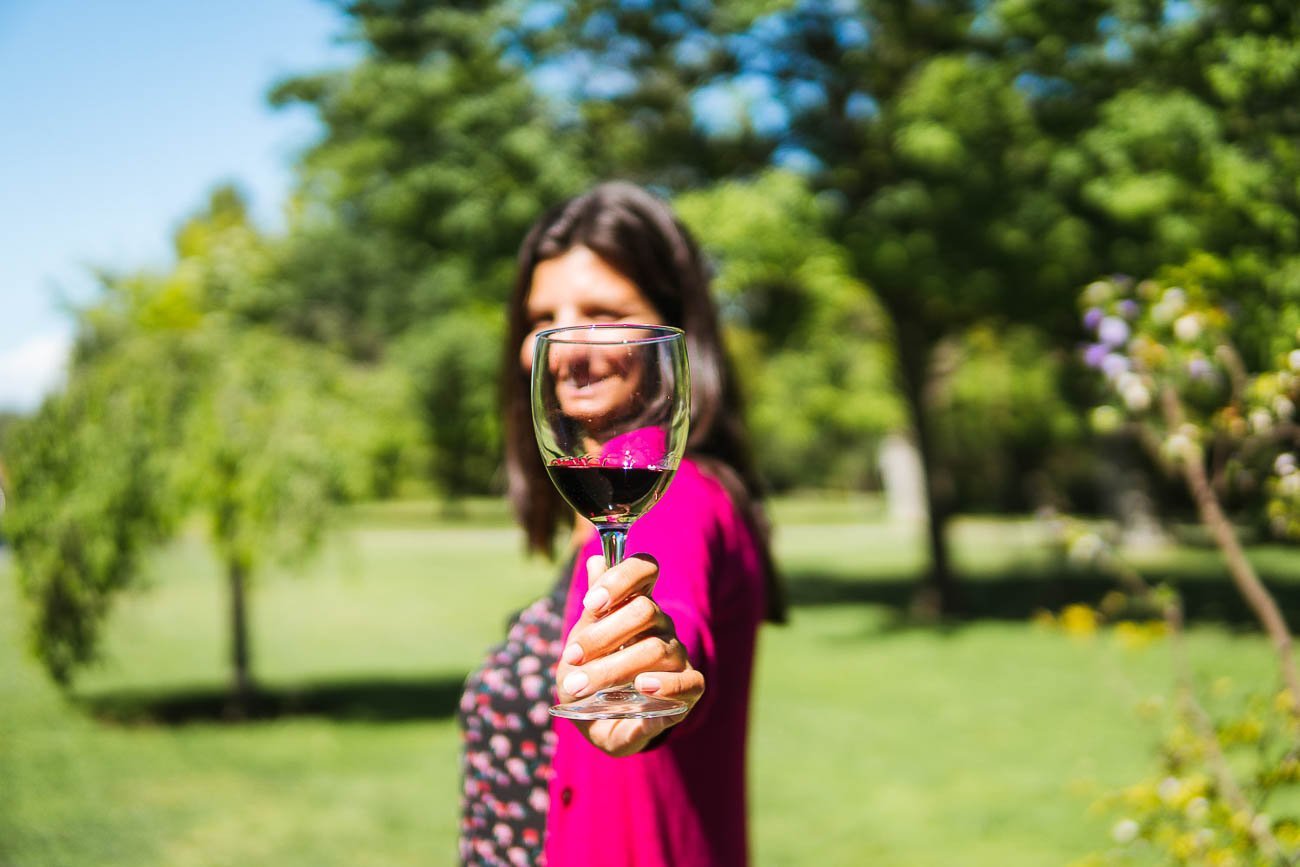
[458,182,785,866]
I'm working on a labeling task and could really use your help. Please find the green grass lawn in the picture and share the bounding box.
[0,499,1288,866]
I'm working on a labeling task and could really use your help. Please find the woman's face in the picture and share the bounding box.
[522,245,665,428]
[520,245,664,369]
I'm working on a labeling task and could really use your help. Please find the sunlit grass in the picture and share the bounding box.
[0,502,1288,866]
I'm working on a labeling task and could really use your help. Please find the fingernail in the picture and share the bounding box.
[563,670,590,697]
[636,675,662,694]
[582,585,609,612]
[561,643,584,665]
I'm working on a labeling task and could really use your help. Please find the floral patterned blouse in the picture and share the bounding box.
[456,565,569,866]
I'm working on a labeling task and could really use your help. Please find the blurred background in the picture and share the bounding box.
[3,1,1300,864]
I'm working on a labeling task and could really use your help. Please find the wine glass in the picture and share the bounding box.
[531,324,691,720]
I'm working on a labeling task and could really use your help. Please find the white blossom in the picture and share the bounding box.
[1112,818,1140,844]
[1164,432,1195,462]
[1098,316,1130,347]
[1173,313,1201,343]
[1157,776,1181,804]
[1122,381,1151,412]
[1101,353,1129,379]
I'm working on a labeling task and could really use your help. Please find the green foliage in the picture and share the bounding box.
[393,308,504,499]
[1068,3,1300,368]
[269,0,590,338]
[509,0,775,184]
[676,171,903,489]
[248,0,593,502]
[181,327,412,574]
[936,326,1085,512]
[3,333,195,683]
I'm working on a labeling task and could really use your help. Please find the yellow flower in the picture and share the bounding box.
[1206,848,1240,867]
[1218,717,1264,746]
[1275,821,1300,847]
[1060,604,1099,637]
[1275,689,1295,714]
[1114,620,1167,649]
[1124,781,1159,810]
[1171,829,1211,859]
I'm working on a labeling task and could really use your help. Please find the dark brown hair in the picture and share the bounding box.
[502,182,786,624]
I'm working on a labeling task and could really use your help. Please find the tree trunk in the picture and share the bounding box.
[226,557,255,718]
[1160,387,1300,704]
[894,326,960,618]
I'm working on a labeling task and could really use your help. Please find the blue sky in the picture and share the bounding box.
[0,1,356,410]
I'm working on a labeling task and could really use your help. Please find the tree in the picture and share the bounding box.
[181,327,407,710]
[3,188,415,713]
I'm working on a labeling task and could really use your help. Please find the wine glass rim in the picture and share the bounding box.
[535,323,685,345]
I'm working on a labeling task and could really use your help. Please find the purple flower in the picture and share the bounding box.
[1118,299,1140,320]
[1083,343,1108,369]
[1187,357,1212,380]
[1083,307,1104,331]
[1098,316,1130,347]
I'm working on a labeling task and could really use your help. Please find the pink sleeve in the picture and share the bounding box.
[621,461,729,736]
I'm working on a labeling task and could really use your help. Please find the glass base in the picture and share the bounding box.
[549,688,688,720]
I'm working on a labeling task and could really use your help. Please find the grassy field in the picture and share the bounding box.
[0,495,1290,866]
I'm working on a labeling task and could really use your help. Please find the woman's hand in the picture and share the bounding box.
[554,554,705,757]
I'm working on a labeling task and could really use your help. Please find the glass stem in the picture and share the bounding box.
[595,526,635,695]
[597,526,627,567]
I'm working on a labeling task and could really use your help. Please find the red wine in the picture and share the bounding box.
[547,463,672,524]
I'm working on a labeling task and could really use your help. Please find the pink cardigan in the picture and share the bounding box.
[545,458,768,866]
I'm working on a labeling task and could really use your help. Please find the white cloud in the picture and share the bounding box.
[0,330,72,412]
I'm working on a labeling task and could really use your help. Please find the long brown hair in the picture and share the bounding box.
[502,182,786,624]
